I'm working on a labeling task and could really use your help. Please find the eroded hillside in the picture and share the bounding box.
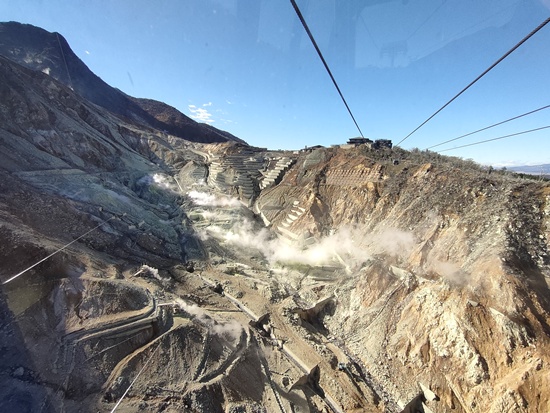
[253,147,550,412]
[1,49,549,413]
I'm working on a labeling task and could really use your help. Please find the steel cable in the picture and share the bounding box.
[436,125,550,152]
[109,342,161,413]
[427,104,550,149]
[1,215,117,285]
[397,15,550,147]
[290,0,365,138]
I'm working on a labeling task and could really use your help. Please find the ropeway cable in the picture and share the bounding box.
[290,0,366,139]
[1,215,117,285]
[427,104,550,150]
[436,125,550,152]
[397,15,550,147]
[109,342,161,413]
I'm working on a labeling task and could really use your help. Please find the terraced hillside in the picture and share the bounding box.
[1,32,550,413]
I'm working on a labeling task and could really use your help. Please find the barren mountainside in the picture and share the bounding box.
[1,24,549,413]
[0,21,242,144]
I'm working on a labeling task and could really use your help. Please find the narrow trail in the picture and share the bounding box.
[198,328,249,384]
[193,271,350,413]
[63,290,157,343]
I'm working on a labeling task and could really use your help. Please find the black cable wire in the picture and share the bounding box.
[290,0,365,138]
[397,15,550,147]
[427,104,550,149]
[437,125,550,153]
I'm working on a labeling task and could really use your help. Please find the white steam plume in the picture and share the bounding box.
[187,191,241,207]
[369,228,416,258]
[216,217,414,270]
[138,173,178,192]
[175,298,243,342]
[429,260,471,286]
[187,191,417,271]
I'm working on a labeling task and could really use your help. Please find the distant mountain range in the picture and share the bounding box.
[0,21,244,144]
[508,164,550,175]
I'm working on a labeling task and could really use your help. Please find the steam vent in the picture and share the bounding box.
[1,21,550,413]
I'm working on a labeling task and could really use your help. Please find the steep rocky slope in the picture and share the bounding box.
[0,54,207,266]
[253,147,550,412]
[0,21,242,144]
[1,28,549,413]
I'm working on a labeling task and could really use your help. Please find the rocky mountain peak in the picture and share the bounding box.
[1,21,549,413]
[0,21,244,144]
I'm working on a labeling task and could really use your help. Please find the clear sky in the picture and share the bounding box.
[2,0,550,166]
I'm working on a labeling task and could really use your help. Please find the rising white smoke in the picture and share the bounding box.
[429,260,471,286]
[138,173,178,192]
[221,218,273,251]
[187,190,481,291]
[269,226,368,268]
[368,228,416,258]
[194,228,210,241]
[135,265,167,282]
[175,298,243,342]
[211,319,243,342]
[187,191,417,271]
[187,191,241,207]
[216,217,411,270]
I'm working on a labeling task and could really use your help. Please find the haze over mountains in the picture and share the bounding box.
[1,21,549,413]
[509,164,550,175]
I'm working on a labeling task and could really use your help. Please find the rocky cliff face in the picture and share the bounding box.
[253,147,550,412]
[0,21,242,144]
[1,26,549,413]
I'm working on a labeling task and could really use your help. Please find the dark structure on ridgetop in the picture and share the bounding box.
[373,139,393,149]
[347,137,373,146]
[347,137,392,149]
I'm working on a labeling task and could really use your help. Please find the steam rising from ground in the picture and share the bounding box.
[430,260,471,286]
[189,192,421,270]
[369,228,416,257]
[205,215,415,272]
[271,226,369,268]
[190,191,475,287]
[138,173,178,191]
[188,191,241,207]
[175,298,243,342]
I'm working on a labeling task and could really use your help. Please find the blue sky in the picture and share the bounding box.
[2,0,550,166]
